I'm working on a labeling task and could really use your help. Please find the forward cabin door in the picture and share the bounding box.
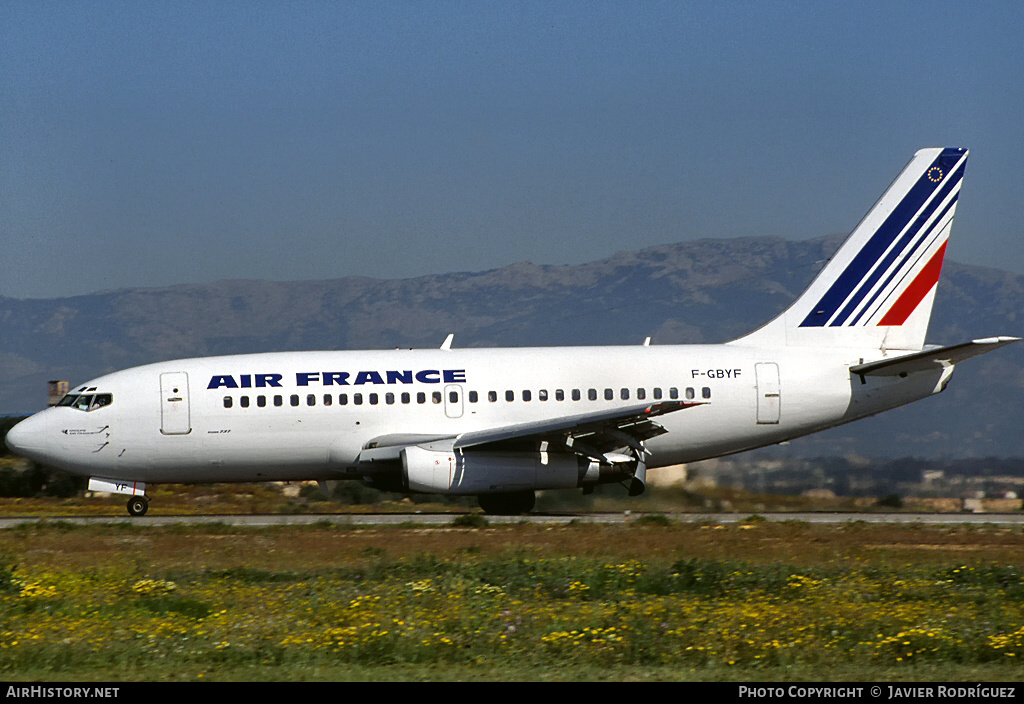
[755,363,781,424]
[160,372,192,435]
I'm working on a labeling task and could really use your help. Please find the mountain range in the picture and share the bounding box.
[2,234,1021,457]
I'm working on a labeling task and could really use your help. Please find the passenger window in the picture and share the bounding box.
[488,391,497,402]
[432,391,442,404]
[401,392,411,404]
[702,387,711,399]
[637,388,646,400]
[339,394,348,405]
[306,394,316,406]
[588,389,597,401]
[449,391,458,403]
[604,388,613,400]
[223,396,233,409]
[669,387,679,400]
[369,393,379,405]
[505,390,514,402]
[240,396,250,408]
[523,390,531,402]
[653,388,663,399]
[323,394,332,406]
[539,389,548,401]
[354,394,363,405]
[290,395,300,407]
[468,391,478,403]
[686,387,695,400]
[555,389,564,401]
[257,395,267,407]
[417,392,426,404]
[274,395,283,407]
[386,393,395,405]
[572,389,581,401]
[620,388,629,400]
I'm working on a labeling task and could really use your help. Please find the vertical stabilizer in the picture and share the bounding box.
[731,147,968,351]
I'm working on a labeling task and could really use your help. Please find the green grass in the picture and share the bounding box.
[2,522,1024,680]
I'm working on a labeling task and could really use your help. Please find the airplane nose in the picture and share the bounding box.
[5,416,43,457]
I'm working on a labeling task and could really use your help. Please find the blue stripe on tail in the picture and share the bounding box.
[799,148,966,328]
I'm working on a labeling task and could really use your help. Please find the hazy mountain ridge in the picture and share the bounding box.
[2,234,1021,457]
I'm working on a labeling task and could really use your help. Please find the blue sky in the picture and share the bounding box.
[2,1,1022,299]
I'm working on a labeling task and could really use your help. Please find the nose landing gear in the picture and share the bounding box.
[126,496,149,517]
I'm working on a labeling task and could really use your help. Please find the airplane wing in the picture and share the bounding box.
[356,400,705,464]
[850,336,1020,377]
[454,400,703,460]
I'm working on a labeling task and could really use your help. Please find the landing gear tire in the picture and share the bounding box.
[126,496,149,517]
[477,490,536,515]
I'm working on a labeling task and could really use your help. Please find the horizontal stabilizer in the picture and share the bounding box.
[849,336,1020,377]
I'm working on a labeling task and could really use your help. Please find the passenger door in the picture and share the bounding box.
[160,372,192,435]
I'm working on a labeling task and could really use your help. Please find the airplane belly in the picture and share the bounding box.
[191,423,332,481]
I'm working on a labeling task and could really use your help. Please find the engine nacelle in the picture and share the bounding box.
[401,446,582,495]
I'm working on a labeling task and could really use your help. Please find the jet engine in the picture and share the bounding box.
[401,445,629,495]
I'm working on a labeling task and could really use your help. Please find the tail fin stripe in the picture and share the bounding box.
[728,147,968,351]
[799,169,938,326]
[876,241,948,326]
[849,191,959,326]
[799,148,965,328]
[838,165,963,326]
[835,161,963,326]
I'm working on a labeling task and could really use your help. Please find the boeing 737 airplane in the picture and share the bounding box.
[5,147,1019,516]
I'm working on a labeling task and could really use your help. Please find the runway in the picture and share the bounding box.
[1,510,1023,529]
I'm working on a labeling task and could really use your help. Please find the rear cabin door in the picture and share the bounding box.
[160,372,192,435]
[755,363,781,424]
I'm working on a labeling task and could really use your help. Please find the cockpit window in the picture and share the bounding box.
[57,393,113,411]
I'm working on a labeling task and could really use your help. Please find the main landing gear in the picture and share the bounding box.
[126,496,149,517]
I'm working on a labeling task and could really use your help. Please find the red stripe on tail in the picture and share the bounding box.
[877,241,947,326]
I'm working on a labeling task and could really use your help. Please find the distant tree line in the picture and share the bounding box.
[703,455,1024,497]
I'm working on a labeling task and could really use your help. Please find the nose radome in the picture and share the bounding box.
[5,419,29,454]
[4,415,43,456]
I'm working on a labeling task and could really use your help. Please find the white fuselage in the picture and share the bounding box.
[8,342,949,486]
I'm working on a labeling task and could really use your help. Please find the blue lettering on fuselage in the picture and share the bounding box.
[354,370,385,385]
[208,373,284,389]
[208,370,466,390]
